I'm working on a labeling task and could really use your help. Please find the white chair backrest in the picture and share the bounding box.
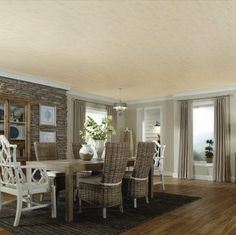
[158,145,166,158]
[152,140,166,172]
[0,135,25,187]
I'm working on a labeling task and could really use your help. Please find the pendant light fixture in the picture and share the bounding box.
[113,88,128,112]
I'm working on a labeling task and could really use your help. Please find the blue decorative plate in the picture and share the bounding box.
[10,126,19,139]
[44,110,52,122]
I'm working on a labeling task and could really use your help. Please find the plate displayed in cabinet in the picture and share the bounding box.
[10,126,19,139]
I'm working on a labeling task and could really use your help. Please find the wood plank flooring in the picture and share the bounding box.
[1,177,236,234]
[122,177,236,235]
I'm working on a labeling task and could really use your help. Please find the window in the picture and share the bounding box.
[86,105,107,125]
[85,104,107,150]
[193,102,214,162]
[137,107,161,142]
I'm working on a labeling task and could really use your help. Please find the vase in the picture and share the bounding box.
[79,144,94,161]
[95,140,105,161]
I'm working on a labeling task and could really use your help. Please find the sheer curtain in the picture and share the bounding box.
[106,105,117,142]
[178,100,193,179]
[214,96,231,182]
[73,100,86,143]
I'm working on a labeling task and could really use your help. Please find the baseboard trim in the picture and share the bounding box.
[172,172,178,178]
[230,177,235,183]
[194,174,213,181]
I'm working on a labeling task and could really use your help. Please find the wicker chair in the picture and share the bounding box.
[78,142,129,219]
[122,142,156,208]
[34,142,65,200]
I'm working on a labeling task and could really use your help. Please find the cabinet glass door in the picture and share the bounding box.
[0,103,4,135]
[9,103,26,159]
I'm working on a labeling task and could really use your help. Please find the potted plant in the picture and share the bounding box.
[205,139,214,163]
[80,115,116,160]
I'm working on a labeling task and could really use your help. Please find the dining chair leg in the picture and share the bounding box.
[120,204,124,213]
[51,185,57,218]
[39,194,43,202]
[14,193,22,227]
[161,174,165,190]
[134,198,137,208]
[73,189,78,202]
[145,196,149,204]
[27,194,32,208]
[103,208,107,219]
[78,198,82,213]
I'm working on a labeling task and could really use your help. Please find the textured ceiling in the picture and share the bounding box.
[0,0,236,100]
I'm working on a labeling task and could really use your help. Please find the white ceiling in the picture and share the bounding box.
[0,0,236,101]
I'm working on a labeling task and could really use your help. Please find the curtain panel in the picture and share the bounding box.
[214,96,231,182]
[73,100,86,143]
[178,100,193,179]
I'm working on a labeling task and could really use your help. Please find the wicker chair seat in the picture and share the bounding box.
[77,175,102,185]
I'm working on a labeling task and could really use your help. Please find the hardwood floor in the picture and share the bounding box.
[1,177,236,234]
[122,177,236,235]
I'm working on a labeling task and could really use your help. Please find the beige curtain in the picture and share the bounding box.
[73,100,86,143]
[214,96,231,182]
[106,105,117,142]
[178,100,193,179]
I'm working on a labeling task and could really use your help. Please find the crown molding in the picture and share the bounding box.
[67,89,118,104]
[0,70,71,90]
[172,85,236,99]
[127,95,172,105]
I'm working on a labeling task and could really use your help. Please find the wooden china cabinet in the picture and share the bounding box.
[0,97,30,163]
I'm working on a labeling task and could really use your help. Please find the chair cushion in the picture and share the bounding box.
[77,175,103,185]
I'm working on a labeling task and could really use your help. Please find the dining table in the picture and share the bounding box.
[26,157,154,222]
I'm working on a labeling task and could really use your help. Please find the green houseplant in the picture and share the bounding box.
[80,115,116,160]
[205,139,214,163]
[80,115,116,142]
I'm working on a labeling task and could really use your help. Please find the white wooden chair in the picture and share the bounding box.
[0,135,56,227]
[153,140,166,190]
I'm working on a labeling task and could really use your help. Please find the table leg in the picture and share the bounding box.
[65,166,74,222]
[148,165,154,198]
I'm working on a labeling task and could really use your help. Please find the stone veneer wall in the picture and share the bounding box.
[0,76,67,160]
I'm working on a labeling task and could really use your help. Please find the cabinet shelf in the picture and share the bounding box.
[0,99,30,162]
[9,121,26,125]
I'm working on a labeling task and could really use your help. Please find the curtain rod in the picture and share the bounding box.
[177,94,233,102]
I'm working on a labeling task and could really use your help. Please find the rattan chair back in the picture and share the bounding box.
[34,142,58,161]
[132,142,156,179]
[102,142,129,184]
